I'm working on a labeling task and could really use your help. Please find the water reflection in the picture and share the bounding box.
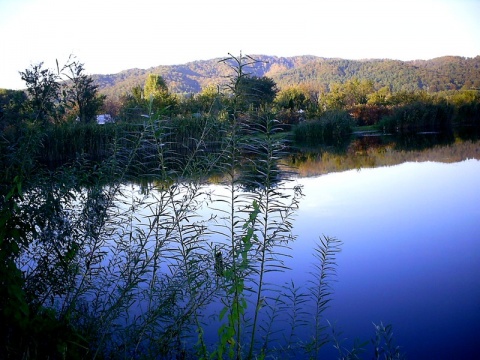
[118,138,480,358]
[290,159,480,359]
[15,134,480,358]
[284,135,480,178]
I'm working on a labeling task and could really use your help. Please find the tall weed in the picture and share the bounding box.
[0,53,404,360]
[293,110,353,146]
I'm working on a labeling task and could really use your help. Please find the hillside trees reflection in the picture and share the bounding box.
[285,134,479,178]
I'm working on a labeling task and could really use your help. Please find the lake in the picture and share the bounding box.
[166,137,479,358]
[15,135,480,358]
[288,158,480,359]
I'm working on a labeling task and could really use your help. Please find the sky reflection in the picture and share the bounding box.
[290,159,480,358]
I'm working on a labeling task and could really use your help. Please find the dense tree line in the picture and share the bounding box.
[92,55,480,100]
[1,55,480,167]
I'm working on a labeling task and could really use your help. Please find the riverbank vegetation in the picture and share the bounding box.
[1,56,479,169]
[2,52,479,359]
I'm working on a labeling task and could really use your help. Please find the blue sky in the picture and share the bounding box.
[1,0,479,89]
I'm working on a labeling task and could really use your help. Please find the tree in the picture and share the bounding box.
[0,89,27,130]
[63,60,105,123]
[321,78,375,111]
[322,83,346,110]
[144,74,168,99]
[236,75,278,109]
[179,84,223,115]
[20,62,60,124]
[367,86,392,106]
[118,86,146,122]
[197,84,222,113]
[388,90,431,106]
[275,86,308,111]
[131,85,144,104]
[341,78,374,107]
[143,74,177,114]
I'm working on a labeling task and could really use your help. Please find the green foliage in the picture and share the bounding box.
[117,86,146,122]
[367,86,392,106]
[0,88,28,130]
[387,90,432,106]
[0,52,414,360]
[446,90,480,125]
[41,122,117,165]
[144,74,168,98]
[380,102,455,133]
[293,110,354,146]
[0,123,89,358]
[236,75,278,109]
[94,55,480,99]
[275,86,308,110]
[219,52,265,115]
[372,322,405,360]
[320,78,374,110]
[20,62,61,124]
[63,58,105,123]
[18,58,104,125]
[0,176,30,333]
[217,201,260,359]
[175,85,224,116]
[143,73,178,115]
[307,236,342,358]
[196,84,223,114]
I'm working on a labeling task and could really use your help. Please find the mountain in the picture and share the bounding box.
[94,55,480,99]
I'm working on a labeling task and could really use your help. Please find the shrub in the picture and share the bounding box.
[379,102,454,133]
[293,110,354,146]
[348,104,392,126]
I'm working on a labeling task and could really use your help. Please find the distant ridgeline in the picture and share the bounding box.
[94,55,480,98]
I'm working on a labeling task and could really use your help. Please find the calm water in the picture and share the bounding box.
[287,159,480,358]
[22,135,479,358]
[189,155,480,358]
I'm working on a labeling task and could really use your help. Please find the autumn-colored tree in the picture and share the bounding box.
[367,86,392,106]
[144,74,168,99]
[143,74,177,114]
[321,78,375,111]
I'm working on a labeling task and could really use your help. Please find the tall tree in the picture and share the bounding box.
[20,62,60,124]
[343,78,374,106]
[275,86,308,111]
[367,86,392,106]
[322,78,375,110]
[63,60,104,123]
[0,89,27,130]
[143,74,177,114]
[236,75,278,109]
[144,74,168,100]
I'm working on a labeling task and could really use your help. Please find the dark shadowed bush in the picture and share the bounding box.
[348,104,392,126]
[293,110,354,146]
[379,102,454,133]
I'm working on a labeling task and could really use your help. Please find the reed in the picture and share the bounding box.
[379,102,454,133]
[293,110,353,146]
[0,53,406,360]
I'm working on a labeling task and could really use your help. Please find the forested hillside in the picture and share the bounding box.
[94,55,480,99]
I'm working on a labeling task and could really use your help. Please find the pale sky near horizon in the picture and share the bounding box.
[1,0,479,90]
